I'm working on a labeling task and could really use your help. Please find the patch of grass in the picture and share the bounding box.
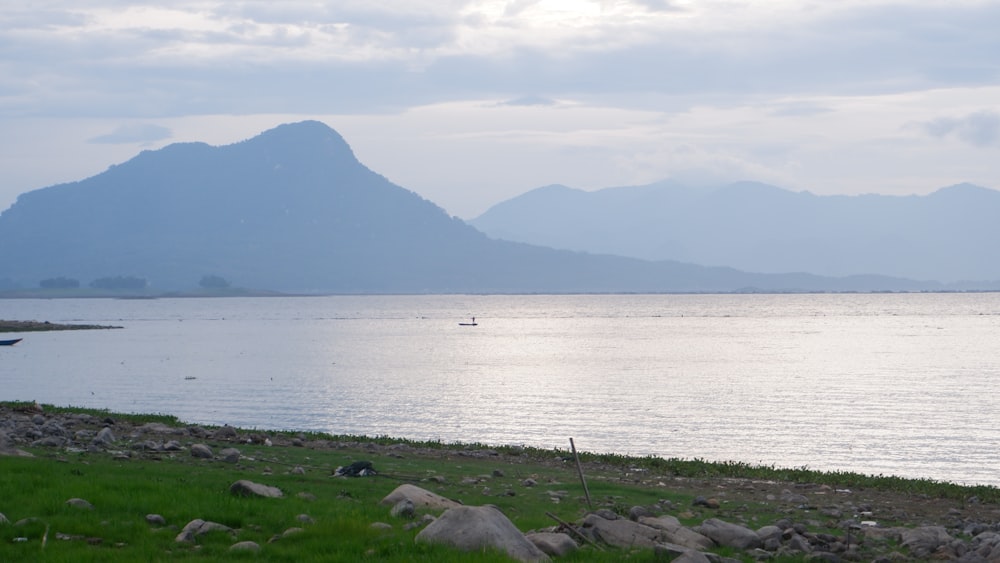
[4,403,999,561]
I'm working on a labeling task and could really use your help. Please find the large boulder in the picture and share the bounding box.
[380,484,461,511]
[695,518,761,550]
[415,505,549,562]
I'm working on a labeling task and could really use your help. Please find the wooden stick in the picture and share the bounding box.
[569,438,593,510]
[545,511,604,551]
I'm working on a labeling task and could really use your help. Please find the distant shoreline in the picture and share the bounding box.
[0,319,122,333]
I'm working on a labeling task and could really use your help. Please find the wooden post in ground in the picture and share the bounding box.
[569,438,593,510]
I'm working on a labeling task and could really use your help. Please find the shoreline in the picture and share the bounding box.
[4,401,1000,561]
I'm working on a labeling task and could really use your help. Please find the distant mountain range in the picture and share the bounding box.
[0,121,993,294]
[470,180,1000,284]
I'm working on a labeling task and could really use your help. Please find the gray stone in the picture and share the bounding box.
[296,513,314,524]
[219,447,241,463]
[291,466,306,475]
[527,532,578,557]
[901,525,953,558]
[176,519,234,542]
[66,498,94,510]
[696,518,762,550]
[416,505,549,562]
[380,484,462,511]
[788,533,813,553]
[0,512,8,524]
[230,479,284,498]
[190,443,213,458]
[137,422,176,434]
[213,426,239,440]
[583,513,661,549]
[390,499,416,519]
[32,436,66,447]
[146,514,166,526]
[757,525,783,542]
[629,505,653,521]
[230,541,260,551]
[780,489,810,504]
[163,440,183,451]
[640,515,715,551]
[371,522,393,531]
[92,426,115,446]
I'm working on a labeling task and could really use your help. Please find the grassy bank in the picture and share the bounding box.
[2,403,998,561]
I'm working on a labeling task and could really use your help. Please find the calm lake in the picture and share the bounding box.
[3,293,999,487]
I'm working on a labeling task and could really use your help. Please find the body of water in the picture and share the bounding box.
[3,293,999,486]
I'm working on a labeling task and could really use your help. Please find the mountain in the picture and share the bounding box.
[0,121,967,293]
[470,180,1000,284]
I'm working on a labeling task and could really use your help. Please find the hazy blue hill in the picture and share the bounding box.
[0,121,967,293]
[471,180,1000,283]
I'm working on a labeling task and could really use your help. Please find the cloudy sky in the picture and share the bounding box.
[2,1,999,219]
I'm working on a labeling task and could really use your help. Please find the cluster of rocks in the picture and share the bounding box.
[376,482,1000,562]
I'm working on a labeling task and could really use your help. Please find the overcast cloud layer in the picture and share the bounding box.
[2,1,999,218]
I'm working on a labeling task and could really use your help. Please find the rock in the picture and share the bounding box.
[900,525,953,558]
[757,524,783,543]
[654,545,713,563]
[190,443,213,459]
[696,518,762,550]
[163,440,183,451]
[371,522,393,531]
[582,513,661,548]
[780,489,810,504]
[640,515,715,551]
[390,499,416,519]
[66,498,94,510]
[291,466,306,475]
[415,505,549,562]
[219,447,241,463]
[380,484,462,511]
[32,436,66,447]
[296,514,314,524]
[230,541,260,551]
[175,519,234,542]
[92,426,115,447]
[0,512,8,524]
[629,505,652,521]
[137,422,176,434]
[527,532,578,557]
[229,479,284,498]
[522,478,537,487]
[213,425,238,440]
[145,514,166,526]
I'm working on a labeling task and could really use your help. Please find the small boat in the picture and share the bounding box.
[0,338,23,346]
[458,317,478,326]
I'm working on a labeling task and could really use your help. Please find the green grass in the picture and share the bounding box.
[3,402,998,561]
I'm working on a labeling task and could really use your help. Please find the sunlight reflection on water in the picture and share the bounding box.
[3,293,1000,485]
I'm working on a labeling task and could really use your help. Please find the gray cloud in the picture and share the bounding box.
[499,95,557,107]
[3,1,999,120]
[88,123,173,144]
[922,111,1000,148]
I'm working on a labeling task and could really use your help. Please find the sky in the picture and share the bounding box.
[1,1,999,220]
